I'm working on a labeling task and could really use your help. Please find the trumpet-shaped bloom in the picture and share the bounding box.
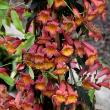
[82,41,97,57]
[45,21,60,35]
[37,10,50,24]
[34,54,44,64]
[29,44,38,54]
[76,47,85,58]
[85,54,97,66]
[53,63,69,75]
[16,74,34,91]
[73,8,83,26]
[82,79,100,90]
[64,33,74,45]
[65,84,78,105]
[43,42,59,58]
[35,75,46,91]
[97,81,110,89]
[61,44,74,57]
[91,0,106,14]
[43,81,55,97]
[52,81,67,106]
[54,55,68,64]
[54,0,66,8]
[61,20,76,33]
[89,31,103,41]
[43,59,55,70]
[96,67,110,78]
[5,42,16,54]
[37,33,50,45]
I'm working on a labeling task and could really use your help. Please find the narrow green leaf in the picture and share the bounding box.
[11,10,24,32]
[29,66,34,79]
[24,36,35,50]
[23,11,32,18]
[47,72,58,79]
[88,89,95,103]
[48,0,54,8]
[0,19,2,29]
[10,61,17,79]
[15,36,35,61]
[5,17,11,26]
[0,10,7,18]
[0,1,9,9]
[0,73,14,86]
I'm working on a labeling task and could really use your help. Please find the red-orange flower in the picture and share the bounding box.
[43,82,55,97]
[82,80,93,90]
[97,81,110,89]
[85,54,97,66]
[91,0,106,14]
[35,63,44,70]
[65,84,78,105]
[73,8,83,26]
[43,42,59,58]
[29,44,38,54]
[88,61,102,73]
[64,33,74,45]
[96,67,110,78]
[37,10,51,24]
[5,42,16,54]
[21,102,33,110]
[16,74,34,91]
[54,55,68,64]
[61,44,74,57]
[43,59,55,70]
[82,41,97,57]
[37,33,50,45]
[83,0,98,21]
[54,0,66,8]
[86,9,98,21]
[61,20,76,33]
[34,54,44,64]
[76,47,85,58]
[52,81,67,106]
[0,84,8,101]
[35,75,46,91]
[82,79,100,90]
[45,21,60,35]
[53,63,69,75]
[88,31,103,41]
[0,38,5,45]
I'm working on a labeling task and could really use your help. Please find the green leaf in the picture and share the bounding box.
[23,11,32,18]
[0,73,14,86]
[0,0,9,9]
[5,17,11,26]
[10,61,17,79]
[48,0,54,8]
[88,89,95,103]
[76,86,93,109]
[0,10,7,18]
[29,66,34,79]
[11,10,24,32]
[24,36,35,50]
[15,35,35,61]
[0,19,2,29]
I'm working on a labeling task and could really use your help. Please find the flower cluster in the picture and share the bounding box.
[0,0,109,110]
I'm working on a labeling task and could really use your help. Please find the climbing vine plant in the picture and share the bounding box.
[0,0,109,110]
